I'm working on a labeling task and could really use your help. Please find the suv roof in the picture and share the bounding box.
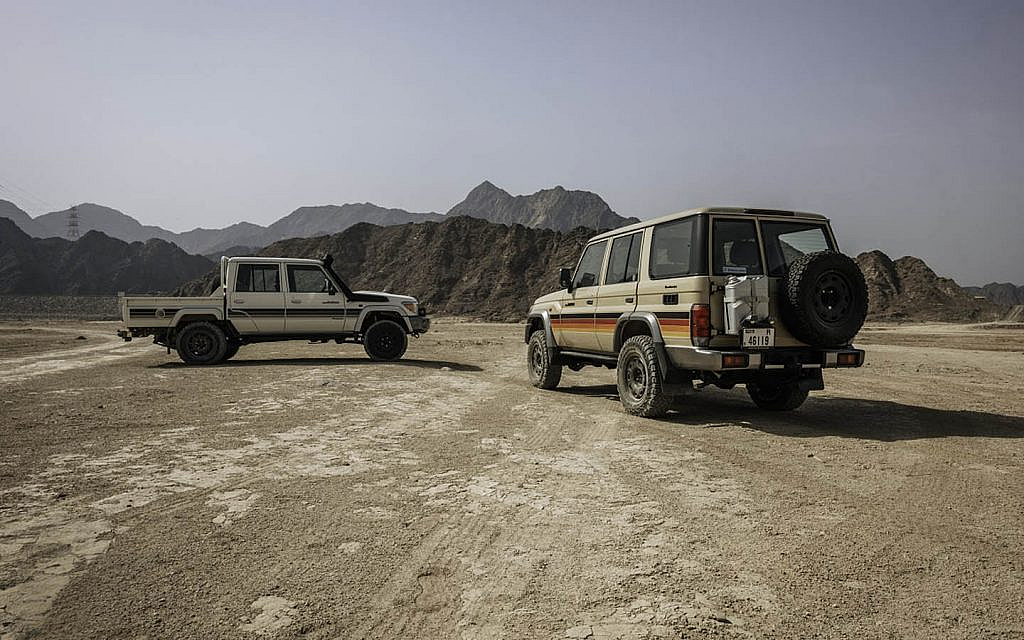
[590,207,829,242]
[225,256,323,265]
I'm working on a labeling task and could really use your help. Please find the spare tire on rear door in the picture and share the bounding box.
[780,251,868,347]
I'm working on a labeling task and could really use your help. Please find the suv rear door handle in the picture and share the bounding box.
[586,299,593,305]
[290,299,302,304]
[625,297,634,303]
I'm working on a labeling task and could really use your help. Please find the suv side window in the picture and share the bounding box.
[650,217,700,279]
[574,241,607,289]
[604,232,642,285]
[712,219,763,276]
[235,263,281,292]
[287,265,330,293]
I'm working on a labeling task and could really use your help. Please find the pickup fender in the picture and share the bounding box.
[171,308,225,326]
[356,305,414,333]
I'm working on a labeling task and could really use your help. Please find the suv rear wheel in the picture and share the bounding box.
[176,322,228,366]
[527,330,562,389]
[747,381,809,411]
[616,335,672,418]
[363,319,408,361]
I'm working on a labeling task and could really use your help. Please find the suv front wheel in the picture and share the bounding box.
[616,335,672,418]
[527,330,562,389]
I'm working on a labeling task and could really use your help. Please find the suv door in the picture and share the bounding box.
[284,264,348,334]
[229,262,286,333]
[594,231,642,352]
[638,215,707,351]
[555,240,607,351]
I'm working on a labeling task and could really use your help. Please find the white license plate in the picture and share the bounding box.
[742,328,775,349]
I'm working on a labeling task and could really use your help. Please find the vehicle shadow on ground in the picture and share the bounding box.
[560,384,1024,441]
[152,358,483,372]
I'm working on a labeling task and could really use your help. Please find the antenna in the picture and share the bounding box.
[67,205,80,240]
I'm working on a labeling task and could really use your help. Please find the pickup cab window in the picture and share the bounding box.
[287,265,333,293]
[235,264,281,292]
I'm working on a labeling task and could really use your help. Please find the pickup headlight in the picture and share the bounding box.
[402,302,418,315]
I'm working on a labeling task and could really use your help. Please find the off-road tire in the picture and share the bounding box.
[175,322,228,366]
[527,330,562,389]
[223,342,240,361]
[780,251,868,347]
[363,320,408,361]
[616,335,672,418]
[747,381,809,411]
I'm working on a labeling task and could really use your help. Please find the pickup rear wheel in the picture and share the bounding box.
[176,322,228,365]
[616,335,672,418]
[364,320,408,361]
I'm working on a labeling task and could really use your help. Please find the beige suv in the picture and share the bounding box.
[525,207,867,417]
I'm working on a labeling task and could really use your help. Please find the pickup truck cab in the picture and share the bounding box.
[525,207,868,417]
[118,254,429,365]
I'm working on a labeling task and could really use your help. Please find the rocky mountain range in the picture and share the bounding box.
[445,181,639,231]
[855,250,1005,322]
[0,217,212,295]
[964,282,1024,307]
[1,181,634,256]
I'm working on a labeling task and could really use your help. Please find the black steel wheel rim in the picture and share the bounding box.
[812,270,853,324]
[186,331,213,358]
[623,354,648,402]
[372,328,401,359]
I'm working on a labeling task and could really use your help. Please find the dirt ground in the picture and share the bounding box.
[1,319,1023,640]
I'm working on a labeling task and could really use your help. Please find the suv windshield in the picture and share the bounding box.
[761,221,835,276]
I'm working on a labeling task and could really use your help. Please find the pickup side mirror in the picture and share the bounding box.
[559,267,573,292]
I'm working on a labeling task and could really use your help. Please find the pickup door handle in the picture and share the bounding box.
[290,299,302,304]
[565,302,575,307]
[321,300,340,304]
[233,299,244,304]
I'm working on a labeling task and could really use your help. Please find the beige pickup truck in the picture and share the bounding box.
[526,207,867,417]
[119,254,429,364]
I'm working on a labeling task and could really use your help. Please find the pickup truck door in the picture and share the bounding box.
[284,264,349,334]
[228,262,286,333]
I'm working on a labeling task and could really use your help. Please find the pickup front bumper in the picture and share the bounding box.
[408,315,430,334]
[666,345,864,372]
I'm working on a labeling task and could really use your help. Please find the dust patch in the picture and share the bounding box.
[238,595,297,634]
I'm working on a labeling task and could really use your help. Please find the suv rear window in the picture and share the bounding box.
[761,221,835,276]
[712,219,763,276]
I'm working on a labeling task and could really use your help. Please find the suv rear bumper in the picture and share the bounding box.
[665,345,864,372]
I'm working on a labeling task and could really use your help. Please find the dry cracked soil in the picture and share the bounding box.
[1,319,1023,639]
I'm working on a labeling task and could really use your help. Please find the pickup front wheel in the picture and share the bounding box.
[364,320,408,361]
[176,322,228,365]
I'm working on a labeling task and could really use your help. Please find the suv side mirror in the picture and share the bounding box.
[558,267,573,292]
[326,280,337,296]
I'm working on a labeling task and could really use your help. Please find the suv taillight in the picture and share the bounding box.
[690,303,711,347]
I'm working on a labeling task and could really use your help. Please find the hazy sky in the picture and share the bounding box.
[1,0,1022,284]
